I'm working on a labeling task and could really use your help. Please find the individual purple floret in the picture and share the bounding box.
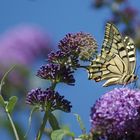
[37,63,75,85]
[26,88,72,112]
[58,32,97,61]
[90,88,140,140]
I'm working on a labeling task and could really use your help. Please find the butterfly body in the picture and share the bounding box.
[88,22,138,87]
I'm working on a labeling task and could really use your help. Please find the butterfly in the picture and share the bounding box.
[87,22,138,87]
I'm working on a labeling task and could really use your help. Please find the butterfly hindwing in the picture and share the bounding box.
[88,53,126,86]
[124,36,136,74]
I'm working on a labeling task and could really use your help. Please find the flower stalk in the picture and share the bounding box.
[26,31,97,140]
[7,112,19,140]
[36,110,49,140]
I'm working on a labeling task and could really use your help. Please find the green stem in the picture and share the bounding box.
[48,112,60,130]
[50,82,57,90]
[7,112,19,140]
[0,65,16,94]
[36,111,49,140]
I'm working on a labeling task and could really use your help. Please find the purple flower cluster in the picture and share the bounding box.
[58,32,97,61]
[49,51,80,71]
[27,31,97,114]
[26,88,72,112]
[48,50,67,64]
[90,88,140,139]
[47,32,97,75]
[48,50,79,68]
[0,25,50,67]
[39,32,97,86]
[37,64,75,85]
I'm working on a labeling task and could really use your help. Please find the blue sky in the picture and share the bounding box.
[0,0,140,139]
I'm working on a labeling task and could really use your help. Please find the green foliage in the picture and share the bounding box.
[0,65,18,114]
[0,95,5,107]
[74,114,86,134]
[6,96,17,114]
[0,66,20,140]
[48,112,60,130]
[51,128,75,140]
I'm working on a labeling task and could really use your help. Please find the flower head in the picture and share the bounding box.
[48,50,79,69]
[58,32,97,61]
[48,50,67,64]
[26,88,72,112]
[37,63,75,85]
[90,88,140,139]
[0,25,50,66]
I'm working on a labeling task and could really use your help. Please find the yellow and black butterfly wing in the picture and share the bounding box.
[88,22,137,86]
[101,22,137,75]
[101,22,131,68]
[102,23,136,74]
[88,53,127,86]
[101,22,123,55]
[124,36,136,74]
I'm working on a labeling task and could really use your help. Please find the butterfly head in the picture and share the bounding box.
[132,74,138,81]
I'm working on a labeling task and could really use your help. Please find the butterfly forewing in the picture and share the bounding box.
[101,22,122,55]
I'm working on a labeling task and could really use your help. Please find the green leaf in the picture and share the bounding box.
[6,96,17,114]
[51,128,75,140]
[74,114,86,134]
[49,112,60,130]
[0,95,5,107]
